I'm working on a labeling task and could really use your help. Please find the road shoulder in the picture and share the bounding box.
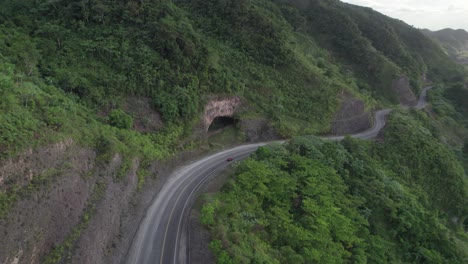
[189,166,234,264]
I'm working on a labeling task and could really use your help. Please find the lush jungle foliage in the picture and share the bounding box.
[202,113,468,263]
[0,0,462,154]
[0,0,467,262]
[421,28,468,64]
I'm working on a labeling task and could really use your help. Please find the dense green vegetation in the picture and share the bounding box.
[203,74,468,262]
[1,0,468,262]
[0,0,462,154]
[1,0,460,217]
[286,0,460,95]
[202,113,468,263]
[421,28,468,63]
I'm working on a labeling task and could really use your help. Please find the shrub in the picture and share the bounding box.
[109,109,133,129]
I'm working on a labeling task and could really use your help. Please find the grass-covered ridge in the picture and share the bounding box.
[201,113,468,263]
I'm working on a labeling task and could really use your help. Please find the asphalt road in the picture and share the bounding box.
[125,144,267,264]
[125,86,432,264]
[415,86,432,109]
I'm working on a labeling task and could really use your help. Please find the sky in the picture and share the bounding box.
[340,0,468,31]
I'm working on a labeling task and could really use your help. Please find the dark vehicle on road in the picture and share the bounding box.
[226,157,234,162]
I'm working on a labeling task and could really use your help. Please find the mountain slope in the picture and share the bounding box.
[282,0,458,91]
[202,125,468,263]
[421,28,468,64]
[0,0,460,145]
[0,0,466,263]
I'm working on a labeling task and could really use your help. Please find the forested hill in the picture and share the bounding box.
[421,28,468,64]
[0,0,467,262]
[0,0,462,154]
[202,125,468,263]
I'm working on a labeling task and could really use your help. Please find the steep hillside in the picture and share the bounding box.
[202,128,468,263]
[0,0,460,148]
[0,0,466,263]
[282,0,459,91]
[421,28,468,64]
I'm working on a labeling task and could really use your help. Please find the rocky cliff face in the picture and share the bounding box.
[0,95,276,264]
[0,137,211,264]
[124,97,163,133]
[202,97,281,142]
[330,93,372,135]
[391,76,417,106]
[239,117,281,142]
[70,157,140,264]
[202,97,241,131]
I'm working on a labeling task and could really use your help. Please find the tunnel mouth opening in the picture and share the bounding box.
[208,116,238,133]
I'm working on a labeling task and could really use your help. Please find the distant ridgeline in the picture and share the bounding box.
[421,28,468,64]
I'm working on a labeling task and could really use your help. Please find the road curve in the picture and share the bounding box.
[415,86,432,109]
[125,144,268,264]
[125,86,433,264]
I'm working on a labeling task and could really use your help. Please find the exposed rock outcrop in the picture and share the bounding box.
[330,93,372,135]
[202,97,241,131]
[0,140,97,264]
[391,76,417,106]
[106,149,210,264]
[70,158,139,264]
[0,139,77,191]
[0,138,211,264]
[124,97,163,133]
[239,117,281,142]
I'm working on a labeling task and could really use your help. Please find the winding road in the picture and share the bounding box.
[125,86,432,264]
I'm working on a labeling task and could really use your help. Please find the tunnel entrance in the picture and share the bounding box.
[208,116,237,132]
[208,116,243,146]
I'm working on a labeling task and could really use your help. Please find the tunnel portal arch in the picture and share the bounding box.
[202,97,241,132]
